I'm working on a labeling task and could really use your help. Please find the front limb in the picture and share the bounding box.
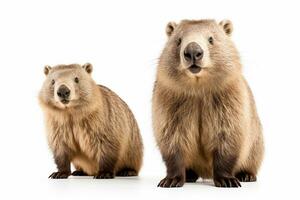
[94,135,120,179]
[157,126,186,187]
[158,148,185,188]
[49,150,71,179]
[213,131,241,187]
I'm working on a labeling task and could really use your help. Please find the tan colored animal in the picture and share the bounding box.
[39,63,143,179]
[152,19,264,187]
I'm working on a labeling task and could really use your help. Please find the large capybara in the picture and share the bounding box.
[152,19,264,187]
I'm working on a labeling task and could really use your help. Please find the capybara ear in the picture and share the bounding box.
[219,20,233,36]
[82,63,93,74]
[166,21,177,37]
[44,65,52,76]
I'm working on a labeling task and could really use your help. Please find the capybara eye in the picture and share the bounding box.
[51,79,55,85]
[208,36,214,45]
[177,38,182,47]
[74,77,79,83]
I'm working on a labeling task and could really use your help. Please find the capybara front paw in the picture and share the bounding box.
[214,176,241,187]
[49,171,70,179]
[235,171,256,182]
[158,176,185,188]
[94,171,115,179]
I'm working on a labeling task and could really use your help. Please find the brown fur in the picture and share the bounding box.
[39,63,143,178]
[153,19,264,187]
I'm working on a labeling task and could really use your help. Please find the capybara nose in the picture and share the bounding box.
[57,85,70,99]
[184,42,204,63]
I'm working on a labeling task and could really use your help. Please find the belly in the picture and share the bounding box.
[71,154,99,175]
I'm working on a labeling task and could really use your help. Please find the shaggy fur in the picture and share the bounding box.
[153,19,264,187]
[39,63,143,179]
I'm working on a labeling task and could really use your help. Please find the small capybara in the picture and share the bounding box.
[39,63,143,179]
[152,19,264,187]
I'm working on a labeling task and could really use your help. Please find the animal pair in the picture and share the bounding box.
[39,19,264,188]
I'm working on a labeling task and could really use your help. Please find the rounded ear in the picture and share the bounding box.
[82,63,93,74]
[166,21,177,37]
[219,20,233,36]
[44,65,52,76]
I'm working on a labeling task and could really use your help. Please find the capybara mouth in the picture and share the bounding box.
[60,99,70,104]
[188,64,202,74]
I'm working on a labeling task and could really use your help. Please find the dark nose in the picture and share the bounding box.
[57,85,70,99]
[184,42,204,63]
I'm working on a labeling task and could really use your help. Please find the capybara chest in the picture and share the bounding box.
[51,119,101,175]
[49,117,102,160]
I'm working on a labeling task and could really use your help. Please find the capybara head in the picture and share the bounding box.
[158,19,241,92]
[39,63,96,110]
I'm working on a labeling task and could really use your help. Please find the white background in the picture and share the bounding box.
[0,0,299,199]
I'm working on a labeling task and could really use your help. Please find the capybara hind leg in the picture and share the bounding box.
[116,168,138,177]
[185,169,199,183]
[235,171,257,182]
[235,138,263,182]
[71,170,88,176]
